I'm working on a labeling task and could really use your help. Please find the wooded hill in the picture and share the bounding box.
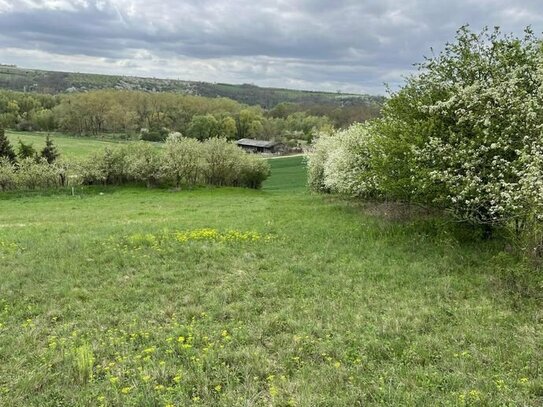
[0,65,384,109]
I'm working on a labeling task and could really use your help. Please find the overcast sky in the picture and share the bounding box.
[0,0,541,94]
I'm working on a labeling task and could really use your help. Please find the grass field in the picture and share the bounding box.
[6,131,129,158]
[0,155,542,406]
[263,156,307,192]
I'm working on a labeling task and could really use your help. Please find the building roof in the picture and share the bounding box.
[236,139,280,148]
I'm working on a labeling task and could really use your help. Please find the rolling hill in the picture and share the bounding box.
[0,64,385,109]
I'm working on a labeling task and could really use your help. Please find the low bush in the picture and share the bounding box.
[16,158,60,190]
[161,134,203,188]
[125,142,162,187]
[321,123,378,198]
[0,157,69,191]
[0,157,15,191]
[306,131,334,193]
[203,137,246,187]
[240,155,271,189]
[78,147,130,186]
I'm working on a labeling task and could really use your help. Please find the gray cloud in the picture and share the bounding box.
[0,0,542,94]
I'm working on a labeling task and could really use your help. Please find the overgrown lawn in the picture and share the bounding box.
[0,158,541,406]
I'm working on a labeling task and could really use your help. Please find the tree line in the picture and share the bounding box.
[0,127,59,164]
[0,89,380,144]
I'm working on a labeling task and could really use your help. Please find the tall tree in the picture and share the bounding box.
[0,127,16,163]
[187,114,219,140]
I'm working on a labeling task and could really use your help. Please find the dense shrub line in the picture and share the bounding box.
[0,156,72,191]
[0,134,270,191]
[308,26,543,253]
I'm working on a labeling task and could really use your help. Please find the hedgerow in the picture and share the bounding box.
[0,134,270,191]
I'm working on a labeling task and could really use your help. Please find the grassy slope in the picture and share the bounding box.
[0,157,541,406]
[6,131,126,159]
[0,66,385,108]
[263,156,307,192]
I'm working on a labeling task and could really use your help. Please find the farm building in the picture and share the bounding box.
[236,139,283,154]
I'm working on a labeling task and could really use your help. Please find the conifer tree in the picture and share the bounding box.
[0,127,16,163]
[41,135,59,164]
[17,139,36,160]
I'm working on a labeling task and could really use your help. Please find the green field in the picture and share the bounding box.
[0,155,542,406]
[263,156,307,192]
[6,131,128,159]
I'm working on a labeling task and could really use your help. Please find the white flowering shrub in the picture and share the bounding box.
[125,142,162,187]
[240,154,271,189]
[0,157,15,191]
[311,26,543,250]
[74,138,270,190]
[79,147,130,185]
[161,134,204,188]
[16,157,62,190]
[200,138,271,189]
[0,156,80,192]
[306,131,336,193]
[403,27,543,227]
[320,123,378,197]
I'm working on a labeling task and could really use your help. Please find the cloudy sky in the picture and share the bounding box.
[0,0,541,94]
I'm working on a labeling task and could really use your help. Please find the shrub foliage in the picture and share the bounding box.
[309,26,543,243]
[0,133,270,191]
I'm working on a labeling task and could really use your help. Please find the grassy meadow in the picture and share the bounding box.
[0,152,542,405]
[6,130,130,158]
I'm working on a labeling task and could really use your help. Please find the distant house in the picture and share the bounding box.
[236,139,283,154]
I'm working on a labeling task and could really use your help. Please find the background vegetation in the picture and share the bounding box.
[0,65,383,145]
[0,88,373,144]
[0,65,384,109]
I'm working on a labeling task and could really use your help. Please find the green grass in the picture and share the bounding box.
[0,158,542,406]
[263,156,307,192]
[6,131,128,159]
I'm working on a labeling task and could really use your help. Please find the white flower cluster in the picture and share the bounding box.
[308,123,378,197]
[411,29,543,224]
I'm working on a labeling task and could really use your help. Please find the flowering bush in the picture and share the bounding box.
[406,27,543,227]
[321,123,378,197]
[308,123,379,197]
[239,155,271,189]
[161,134,203,188]
[202,137,270,189]
[0,157,15,191]
[15,157,61,190]
[0,136,270,192]
[125,142,162,187]
[310,26,543,242]
[79,146,130,185]
[202,137,244,186]
[306,131,335,193]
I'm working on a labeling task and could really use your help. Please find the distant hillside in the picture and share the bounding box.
[0,65,384,109]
